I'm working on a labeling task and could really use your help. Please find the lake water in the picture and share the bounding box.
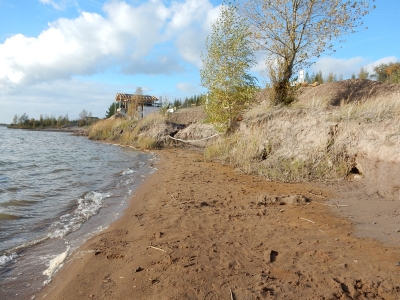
[0,127,155,299]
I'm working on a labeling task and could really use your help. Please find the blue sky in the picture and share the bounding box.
[0,0,399,123]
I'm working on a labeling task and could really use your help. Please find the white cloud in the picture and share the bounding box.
[311,57,366,79]
[169,0,220,67]
[39,0,73,10]
[103,1,169,59]
[0,0,216,90]
[175,28,206,68]
[311,56,400,79]
[0,12,118,88]
[168,0,215,31]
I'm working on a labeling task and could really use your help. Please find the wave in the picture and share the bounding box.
[0,213,22,220]
[0,252,17,267]
[49,168,72,174]
[122,168,136,175]
[0,200,38,208]
[47,191,111,239]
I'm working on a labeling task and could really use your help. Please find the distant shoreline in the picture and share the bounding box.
[5,126,89,135]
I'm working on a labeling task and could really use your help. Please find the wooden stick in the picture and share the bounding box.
[148,245,166,252]
[167,133,221,143]
[299,217,316,224]
[314,202,349,207]
[311,193,326,199]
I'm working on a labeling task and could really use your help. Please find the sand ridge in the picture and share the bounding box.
[38,149,400,299]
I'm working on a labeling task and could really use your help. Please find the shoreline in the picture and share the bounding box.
[37,148,400,299]
[5,126,89,135]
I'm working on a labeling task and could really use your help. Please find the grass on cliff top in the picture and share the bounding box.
[205,88,400,182]
[204,131,350,182]
[246,88,400,123]
[296,96,400,123]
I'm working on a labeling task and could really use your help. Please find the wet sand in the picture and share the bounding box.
[38,148,400,299]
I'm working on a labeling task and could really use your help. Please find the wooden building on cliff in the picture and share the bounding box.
[115,93,162,119]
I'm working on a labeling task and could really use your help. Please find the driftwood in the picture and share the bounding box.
[148,245,166,252]
[299,217,316,224]
[167,133,221,144]
[230,288,234,300]
[314,202,349,208]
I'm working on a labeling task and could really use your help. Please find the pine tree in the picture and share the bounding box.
[305,72,311,83]
[105,102,116,118]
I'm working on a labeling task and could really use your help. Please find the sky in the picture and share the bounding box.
[0,0,399,124]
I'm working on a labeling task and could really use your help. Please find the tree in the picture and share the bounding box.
[79,109,88,126]
[201,2,257,132]
[18,113,29,125]
[371,62,400,83]
[314,70,324,84]
[12,115,18,125]
[105,102,116,118]
[358,66,369,79]
[173,99,182,108]
[386,63,400,83]
[239,0,375,105]
[326,71,337,83]
[64,113,69,126]
[305,72,311,83]
[135,87,143,95]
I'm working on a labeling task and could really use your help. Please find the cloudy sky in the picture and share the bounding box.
[0,0,399,123]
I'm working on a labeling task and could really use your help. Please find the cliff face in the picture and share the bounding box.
[201,80,400,196]
[238,107,400,197]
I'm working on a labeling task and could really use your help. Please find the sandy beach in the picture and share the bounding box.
[38,148,400,299]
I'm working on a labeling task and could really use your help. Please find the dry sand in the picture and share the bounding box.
[38,148,400,299]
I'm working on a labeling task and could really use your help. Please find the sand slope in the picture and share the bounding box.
[38,149,400,300]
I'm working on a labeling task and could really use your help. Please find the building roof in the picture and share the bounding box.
[115,93,159,104]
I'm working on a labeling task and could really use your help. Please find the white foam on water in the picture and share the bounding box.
[43,246,70,283]
[0,252,17,267]
[124,179,134,185]
[122,168,136,175]
[149,167,158,174]
[48,191,110,239]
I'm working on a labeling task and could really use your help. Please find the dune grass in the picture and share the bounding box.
[204,130,350,182]
[331,94,400,122]
[88,112,166,149]
[292,89,400,122]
